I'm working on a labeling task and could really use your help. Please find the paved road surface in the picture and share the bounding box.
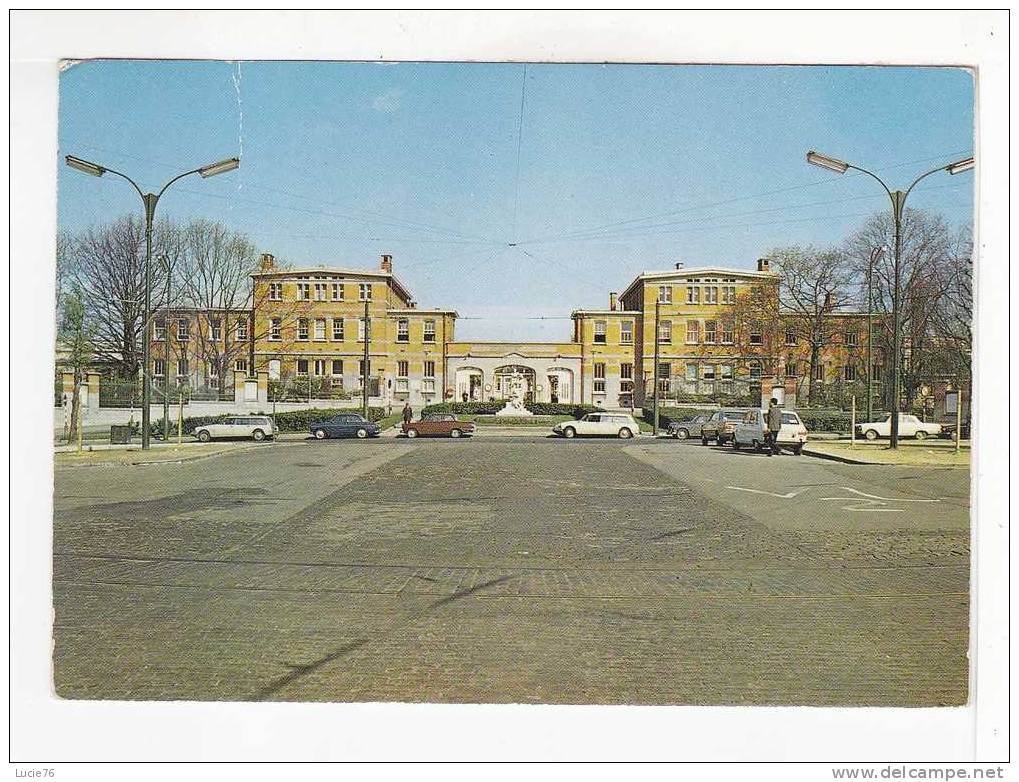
[53,436,969,705]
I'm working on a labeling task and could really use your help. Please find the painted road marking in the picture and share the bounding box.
[818,486,941,513]
[726,486,804,499]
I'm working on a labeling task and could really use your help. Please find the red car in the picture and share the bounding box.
[402,413,476,439]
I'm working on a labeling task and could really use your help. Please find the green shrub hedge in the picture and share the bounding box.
[150,406,386,437]
[421,401,603,419]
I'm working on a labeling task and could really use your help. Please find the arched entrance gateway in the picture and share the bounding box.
[448,352,579,405]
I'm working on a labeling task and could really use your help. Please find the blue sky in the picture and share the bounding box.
[58,61,974,340]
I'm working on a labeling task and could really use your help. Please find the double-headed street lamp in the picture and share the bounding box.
[806,151,973,449]
[65,154,240,449]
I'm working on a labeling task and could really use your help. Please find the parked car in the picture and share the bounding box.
[855,413,942,441]
[309,413,381,440]
[939,420,971,440]
[733,408,808,455]
[403,413,476,439]
[700,408,750,445]
[194,415,275,443]
[667,414,709,440]
[553,413,640,439]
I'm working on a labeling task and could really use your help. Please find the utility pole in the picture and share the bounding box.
[652,297,661,436]
[866,246,884,425]
[162,255,171,441]
[362,296,370,419]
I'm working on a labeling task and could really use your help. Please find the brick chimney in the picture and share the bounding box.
[675,261,684,270]
[823,291,834,312]
[380,254,393,273]
[609,292,618,311]
[757,258,771,272]
[259,253,276,272]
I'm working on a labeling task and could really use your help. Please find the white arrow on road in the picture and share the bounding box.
[726,486,804,499]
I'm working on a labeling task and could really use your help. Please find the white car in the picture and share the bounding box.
[733,408,808,455]
[553,413,640,439]
[194,415,276,442]
[856,414,942,441]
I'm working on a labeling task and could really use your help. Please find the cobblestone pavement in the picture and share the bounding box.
[53,437,969,705]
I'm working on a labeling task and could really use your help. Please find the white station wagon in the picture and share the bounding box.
[733,408,808,455]
[553,413,640,439]
[855,413,942,441]
[194,415,276,442]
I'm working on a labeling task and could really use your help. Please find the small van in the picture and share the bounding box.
[733,409,808,455]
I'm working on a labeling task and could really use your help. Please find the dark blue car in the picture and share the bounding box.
[309,413,381,440]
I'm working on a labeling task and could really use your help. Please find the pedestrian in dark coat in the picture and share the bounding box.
[402,402,413,425]
[765,398,783,456]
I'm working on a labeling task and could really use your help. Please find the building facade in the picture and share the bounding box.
[150,253,883,409]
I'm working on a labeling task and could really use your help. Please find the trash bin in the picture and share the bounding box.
[110,425,134,444]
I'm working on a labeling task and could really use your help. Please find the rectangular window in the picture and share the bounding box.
[154,319,166,341]
[397,360,409,377]
[685,320,699,345]
[298,283,310,301]
[359,359,370,381]
[359,283,372,301]
[331,359,343,376]
[396,377,409,393]
[177,319,190,341]
[785,361,797,377]
[269,282,282,301]
[314,359,327,376]
[593,362,606,393]
[686,286,700,305]
[705,286,718,304]
[720,321,734,344]
[358,318,370,342]
[785,330,797,346]
[845,331,859,347]
[331,283,344,301]
[236,318,248,341]
[210,319,222,341]
[620,320,633,344]
[749,323,763,345]
[702,365,716,381]
[424,360,435,378]
[723,285,736,304]
[423,319,436,343]
[332,318,344,341]
[685,364,697,381]
[314,283,327,301]
[397,319,410,342]
[872,364,882,382]
[812,363,824,381]
[297,359,309,376]
[208,362,220,379]
[658,320,672,344]
[657,362,671,380]
[314,318,326,341]
[269,318,282,341]
[593,320,607,344]
[235,358,248,373]
[719,364,733,380]
[704,320,717,344]
[749,361,763,380]
[153,358,165,377]
[844,365,857,382]
[658,285,672,304]
[620,363,633,380]
[176,358,188,377]
[297,319,309,341]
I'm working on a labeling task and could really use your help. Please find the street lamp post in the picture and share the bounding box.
[652,297,662,436]
[65,155,240,448]
[805,151,973,448]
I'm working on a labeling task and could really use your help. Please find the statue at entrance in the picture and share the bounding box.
[495,371,533,417]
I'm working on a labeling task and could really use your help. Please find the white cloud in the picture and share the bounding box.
[372,88,402,114]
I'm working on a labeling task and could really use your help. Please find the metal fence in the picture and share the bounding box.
[268,376,380,403]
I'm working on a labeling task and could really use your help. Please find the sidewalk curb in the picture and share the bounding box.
[53,440,289,468]
[801,446,970,468]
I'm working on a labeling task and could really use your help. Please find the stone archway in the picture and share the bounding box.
[544,366,574,404]
[494,365,537,402]
[454,366,484,402]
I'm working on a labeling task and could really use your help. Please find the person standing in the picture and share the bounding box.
[402,401,413,425]
[765,397,783,456]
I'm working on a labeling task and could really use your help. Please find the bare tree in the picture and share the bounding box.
[845,209,965,408]
[67,214,178,379]
[768,246,856,406]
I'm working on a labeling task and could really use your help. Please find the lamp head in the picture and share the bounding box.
[65,155,105,177]
[806,150,849,174]
[947,156,974,175]
[198,157,240,178]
